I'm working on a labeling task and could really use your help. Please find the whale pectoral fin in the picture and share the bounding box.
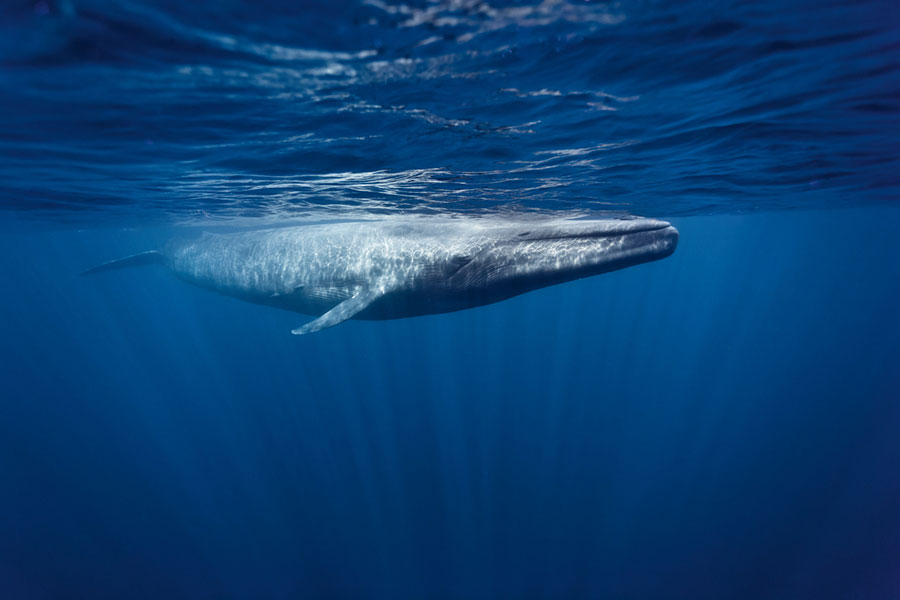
[291,287,381,335]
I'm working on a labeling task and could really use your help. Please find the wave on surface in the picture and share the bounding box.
[1,0,897,225]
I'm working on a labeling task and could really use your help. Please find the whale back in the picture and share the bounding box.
[165,222,490,317]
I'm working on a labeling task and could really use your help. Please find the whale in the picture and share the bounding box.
[83,216,678,334]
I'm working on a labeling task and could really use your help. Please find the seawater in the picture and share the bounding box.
[1,0,899,598]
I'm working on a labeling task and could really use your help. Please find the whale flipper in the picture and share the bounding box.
[291,287,383,335]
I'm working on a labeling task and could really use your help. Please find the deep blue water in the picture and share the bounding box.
[1,1,900,598]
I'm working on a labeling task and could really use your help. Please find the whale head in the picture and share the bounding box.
[450,218,678,299]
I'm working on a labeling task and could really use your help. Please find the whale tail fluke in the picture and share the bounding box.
[81,250,165,276]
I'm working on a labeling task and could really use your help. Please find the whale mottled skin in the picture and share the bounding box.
[83,216,678,334]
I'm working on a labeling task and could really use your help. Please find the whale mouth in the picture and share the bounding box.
[557,220,672,241]
[514,218,679,266]
[450,217,678,290]
[514,218,674,243]
[646,224,679,258]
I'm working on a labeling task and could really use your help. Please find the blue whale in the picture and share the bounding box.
[84,216,678,334]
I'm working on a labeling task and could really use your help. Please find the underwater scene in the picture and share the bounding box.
[1,0,899,598]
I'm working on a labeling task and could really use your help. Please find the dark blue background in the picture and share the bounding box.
[1,0,899,598]
[2,210,899,598]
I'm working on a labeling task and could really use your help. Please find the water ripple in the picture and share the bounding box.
[0,0,897,225]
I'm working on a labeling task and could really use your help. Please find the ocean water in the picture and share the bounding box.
[1,1,899,598]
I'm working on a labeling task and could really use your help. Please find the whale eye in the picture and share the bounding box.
[518,231,531,237]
